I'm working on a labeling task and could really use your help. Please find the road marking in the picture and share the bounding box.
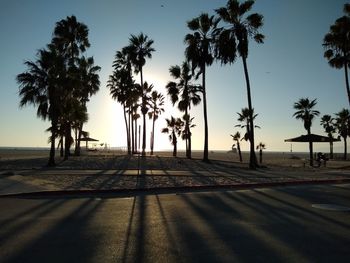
[311,204,350,211]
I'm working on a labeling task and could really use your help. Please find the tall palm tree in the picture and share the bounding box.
[335,108,350,160]
[185,13,219,162]
[166,61,202,158]
[216,0,264,169]
[320,114,336,159]
[230,131,242,162]
[161,116,184,157]
[293,98,320,166]
[75,56,100,156]
[108,47,135,155]
[323,3,350,106]
[17,46,64,166]
[128,33,155,156]
[51,15,91,160]
[148,90,165,155]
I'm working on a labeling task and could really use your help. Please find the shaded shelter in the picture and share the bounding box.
[79,137,99,149]
[285,134,340,143]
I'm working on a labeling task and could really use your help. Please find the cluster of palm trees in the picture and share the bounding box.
[293,98,350,165]
[17,16,101,166]
[108,33,165,156]
[108,0,264,169]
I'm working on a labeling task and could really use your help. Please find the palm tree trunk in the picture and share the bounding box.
[123,105,131,155]
[202,64,209,162]
[185,108,192,159]
[343,136,347,160]
[241,56,258,169]
[259,149,262,164]
[237,141,242,162]
[48,120,56,166]
[344,58,350,106]
[60,135,64,157]
[330,140,334,159]
[135,118,138,152]
[150,114,155,155]
[131,112,135,154]
[308,128,314,166]
[173,131,177,157]
[64,123,71,160]
[142,110,147,156]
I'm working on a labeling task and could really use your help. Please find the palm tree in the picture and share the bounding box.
[181,114,196,150]
[51,15,91,160]
[323,3,350,106]
[334,108,350,160]
[235,107,259,142]
[108,47,135,155]
[128,33,155,156]
[320,114,336,159]
[166,61,202,158]
[148,90,165,155]
[17,46,64,166]
[216,0,265,169]
[75,56,100,156]
[161,116,184,157]
[185,13,219,163]
[293,98,320,166]
[256,142,266,164]
[230,131,242,162]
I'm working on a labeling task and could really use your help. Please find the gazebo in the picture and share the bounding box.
[79,137,99,149]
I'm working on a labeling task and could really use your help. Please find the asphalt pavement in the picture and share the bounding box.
[1,184,350,263]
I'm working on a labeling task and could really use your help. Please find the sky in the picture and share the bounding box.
[0,0,349,153]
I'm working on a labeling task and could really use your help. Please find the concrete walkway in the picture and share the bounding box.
[1,166,350,197]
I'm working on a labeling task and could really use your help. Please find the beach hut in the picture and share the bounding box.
[79,137,99,150]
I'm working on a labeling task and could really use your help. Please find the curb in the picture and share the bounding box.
[1,178,350,198]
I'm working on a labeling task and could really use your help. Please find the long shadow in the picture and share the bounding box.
[121,196,137,263]
[6,197,105,263]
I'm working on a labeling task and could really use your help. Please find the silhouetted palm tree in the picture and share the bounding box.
[75,56,100,156]
[185,13,219,162]
[256,142,266,164]
[235,107,259,142]
[128,33,155,156]
[335,108,350,160]
[148,91,165,155]
[181,114,196,150]
[17,45,65,166]
[216,0,264,169]
[320,114,336,159]
[293,98,320,166]
[166,61,202,158]
[52,15,91,160]
[161,116,184,157]
[108,47,135,155]
[323,3,350,106]
[231,131,242,162]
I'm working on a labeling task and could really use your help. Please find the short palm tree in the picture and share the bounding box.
[230,131,243,162]
[235,107,259,142]
[320,114,336,159]
[128,33,155,156]
[256,142,266,164]
[148,90,165,155]
[215,0,264,169]
[323,3,350,106]
[293,98,320,166]
[166,61,202,158]
[334,108,350,160]
[161,116,184,157]
[185,13,219,162]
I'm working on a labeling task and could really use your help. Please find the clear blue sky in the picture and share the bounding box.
[0,0,348,153]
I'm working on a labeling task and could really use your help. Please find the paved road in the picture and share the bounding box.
[1,184,350,263]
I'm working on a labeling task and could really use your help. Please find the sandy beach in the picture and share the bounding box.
[0,148,349,196]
